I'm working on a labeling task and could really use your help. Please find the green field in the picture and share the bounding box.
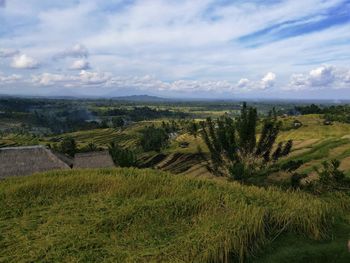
[0,168,349,262]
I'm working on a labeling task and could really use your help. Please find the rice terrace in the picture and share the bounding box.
[1,0,350,262]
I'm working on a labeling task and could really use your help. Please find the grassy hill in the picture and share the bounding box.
[1,168,349,262]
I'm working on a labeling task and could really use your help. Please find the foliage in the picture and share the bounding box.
[59,136,77,157]
[79,141,102,153]
[296,104,350,124]
[161,120,179,133]
[99,106,188,121]
[201,103,293,180]
[111,116,124,128]
[187,120,199,137]
[140,125,169,152]
[108,142,137,167]
[313,159,349,192]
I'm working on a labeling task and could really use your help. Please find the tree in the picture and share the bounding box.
[112,117,125,128]
[188,120,199,137]
[109,142,137,167]
[313,159,348,192]
[201,103,293,180]
[60,137,77,157]
[140,125,169,152]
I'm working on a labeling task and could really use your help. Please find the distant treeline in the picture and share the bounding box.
[94,106,189,121]
[296,104,350,123]
[0,98,190,135]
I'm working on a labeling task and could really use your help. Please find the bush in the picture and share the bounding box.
[140,125,169,152]
[112,117,124,128]
[108,142,137,167]
[201,103,293,181]
[59,136,77,157]
[313,159,349,192]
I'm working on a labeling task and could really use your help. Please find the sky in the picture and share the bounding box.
[0,0,350,99]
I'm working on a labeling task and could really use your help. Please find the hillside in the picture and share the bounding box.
[1,168,349,262]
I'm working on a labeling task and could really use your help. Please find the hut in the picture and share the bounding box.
[73,151,115,169]
[323,120,333,126]
[293,120,302,129]
[0,145,70,179]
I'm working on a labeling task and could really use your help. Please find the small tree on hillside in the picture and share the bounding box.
[60,137,77,157]
[313,159,349,192]
[188,120,199,138]
[109,142,137,167]
[201,103,293,180]
[140,125,169,152]
[112,117,125,129]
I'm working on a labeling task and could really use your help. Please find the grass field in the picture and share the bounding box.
[0,168,349,262]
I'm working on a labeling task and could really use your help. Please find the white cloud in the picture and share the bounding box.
[54,44,89,59]
[309,65,335,86]
[0,48,19,58]
[32,70,110,86]
[11,54,39,69]
[32,73,76,86]
[70,59,90,70]
[287,65,350,90]
[79,70,110,85]
[261,72,276,89]
[235,73,276,91]
[237,78,250,88]
[0,73,22,83]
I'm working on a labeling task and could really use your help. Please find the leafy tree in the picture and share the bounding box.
[201,103,293,180]
[112,117,125,128]
[60,137,77,157]
[140,125,169,152]
[100,119,109,128]
[109,142,137,167]
[313,159,349,192]
[187,120,199,137]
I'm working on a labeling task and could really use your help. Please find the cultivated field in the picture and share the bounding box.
[1,168,349,262]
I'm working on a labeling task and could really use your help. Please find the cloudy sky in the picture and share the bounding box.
[0,0,350,99]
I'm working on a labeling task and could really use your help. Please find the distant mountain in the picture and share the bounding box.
[111,95,171,102]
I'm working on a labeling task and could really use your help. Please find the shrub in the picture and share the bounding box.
[201,103,292,181]
[60,136,77,157]
[140,125,169,152]
[313,159,349,192]
[109,142,137,167]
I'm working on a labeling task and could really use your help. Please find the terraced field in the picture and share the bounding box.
[2,114,350,178]
[160,115,350,178]
[0,134,40,147]
[279,115,350,177]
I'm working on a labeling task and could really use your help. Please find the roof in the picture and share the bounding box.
[73,151,115,169]
[0,145,70,178]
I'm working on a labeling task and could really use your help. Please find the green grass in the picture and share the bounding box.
[0,168,349,262]
[0,133,40,147]
[278,114,350,141]
[251,221,350,263]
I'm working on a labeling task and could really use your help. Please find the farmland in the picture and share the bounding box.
[1,97,350,262]
[1,168,349,262]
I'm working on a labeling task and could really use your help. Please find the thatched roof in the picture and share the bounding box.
[73,151,115,169]
[0,146,70,179]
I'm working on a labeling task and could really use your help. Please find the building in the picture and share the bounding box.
[73,151,115,169]
[0,145,70,179]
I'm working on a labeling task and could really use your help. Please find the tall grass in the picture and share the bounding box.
[0,168,346,262]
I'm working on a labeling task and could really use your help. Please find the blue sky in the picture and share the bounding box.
[0,0,350,99]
